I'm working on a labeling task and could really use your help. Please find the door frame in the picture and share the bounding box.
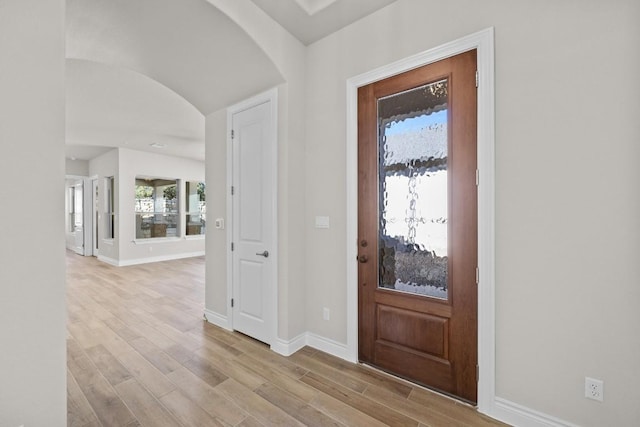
[91,177,99,256]
[65,177,84,255]
[346,28,495,412]
[226,87,279,346]
[65,175,94,256]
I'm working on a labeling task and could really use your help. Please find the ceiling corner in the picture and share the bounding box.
[293,0,338,16]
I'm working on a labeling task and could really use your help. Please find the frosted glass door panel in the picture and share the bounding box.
[378,79,449,299]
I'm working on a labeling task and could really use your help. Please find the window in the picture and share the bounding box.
[185,181,206,236]
[106,176,115,239]
[135,177,179,239]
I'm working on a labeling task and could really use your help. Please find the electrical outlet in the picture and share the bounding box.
[322,307,330,321]
[585,377,604,402]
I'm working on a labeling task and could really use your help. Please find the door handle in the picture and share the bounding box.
[256,250,269,258]
[358,254,368,263]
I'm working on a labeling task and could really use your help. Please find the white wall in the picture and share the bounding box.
[89,148,120,261]
[90,148,205,265]
[205,1,308,341]
[205,109,228,315]
[117,148,205,264]
[304,0,640,425]
[0,0,67,425]
[66,158,90,176]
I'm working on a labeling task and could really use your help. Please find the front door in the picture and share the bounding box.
[358,50,478,403]
[231,99,275,345]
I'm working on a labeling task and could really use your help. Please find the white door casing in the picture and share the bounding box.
[228,89,278,346]
[73,183,84,254]
[65,176,95,256]
[92,178,99,256]
[65,180,85,255]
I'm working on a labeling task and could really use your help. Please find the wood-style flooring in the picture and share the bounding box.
[66,251,508,426]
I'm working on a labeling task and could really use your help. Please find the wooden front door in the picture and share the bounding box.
[358,50,478,403]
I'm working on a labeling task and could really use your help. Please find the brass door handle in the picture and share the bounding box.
[358,255,368,263]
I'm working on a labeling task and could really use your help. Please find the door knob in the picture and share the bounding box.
[358,254,368,263]
[256,250,269,258]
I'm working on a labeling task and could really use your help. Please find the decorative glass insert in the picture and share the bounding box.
[378,79,449,299]
[135,177,179,239]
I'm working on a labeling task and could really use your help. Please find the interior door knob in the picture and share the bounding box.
[358,254,368,263]
[256,250,269,258]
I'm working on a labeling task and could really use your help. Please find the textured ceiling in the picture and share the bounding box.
[66,59,205,161]
[66,0,284,115]
[250,0,397,45]
[64,0,396,162]
[293,0,339,15]
[65,0,284,161]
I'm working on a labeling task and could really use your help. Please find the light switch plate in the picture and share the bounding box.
[315,216,330,229]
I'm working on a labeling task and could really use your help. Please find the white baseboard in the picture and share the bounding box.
[271,333,307,356]
[484,397,580,427]
[268,331,350,360]
[306,332,353,362]
[203,309,231,331]
[98,251,205,267]
[97,255,119,266]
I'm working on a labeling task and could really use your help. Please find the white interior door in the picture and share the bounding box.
[231,99,275,345]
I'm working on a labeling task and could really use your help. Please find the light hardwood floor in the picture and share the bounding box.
[66,251,508,427]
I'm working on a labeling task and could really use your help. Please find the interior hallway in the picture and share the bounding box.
[66,251,506,426]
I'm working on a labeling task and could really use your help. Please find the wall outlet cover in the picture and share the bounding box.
[585,377,604,402]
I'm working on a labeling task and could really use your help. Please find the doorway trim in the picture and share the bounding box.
[345,28,495,413]
[226,87,279,347]
[91,176,99,256]
[65,175,94,256]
